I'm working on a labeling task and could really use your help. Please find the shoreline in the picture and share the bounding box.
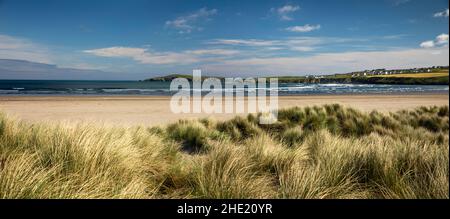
[0,90,448,99]
[1,93,448,126]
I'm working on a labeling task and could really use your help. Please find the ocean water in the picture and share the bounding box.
[0,80,448,95]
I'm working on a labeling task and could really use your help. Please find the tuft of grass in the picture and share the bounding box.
[281,127,304,148]
[166,120,211,153]
[216,116,261,141]
[194,141,276,198]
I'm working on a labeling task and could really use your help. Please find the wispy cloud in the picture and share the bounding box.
[207,37,365,52]
[265,47,284,51]
[165,8,217,34]
[382,34,408,40]
[420,33,449,48]
[286,24,321,33]
[271,4,300,21]
[185,49,239,56]
[83,47,237,65]
[84,34,448,75]
[84,37,338,66]
[207,39,281,47]
[84,47,199,64]
[0,34,52,64]
[207,38,321,53]
[290,46,315,52]
[433,8,449,18]
[392,0,410,6]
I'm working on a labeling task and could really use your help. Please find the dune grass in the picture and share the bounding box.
[0,104,448,199]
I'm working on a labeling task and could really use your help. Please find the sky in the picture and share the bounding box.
[0,0,449,79]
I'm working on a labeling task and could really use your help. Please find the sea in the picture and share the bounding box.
[0,80,448,96]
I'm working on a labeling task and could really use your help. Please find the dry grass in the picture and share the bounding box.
[0,104,448,199]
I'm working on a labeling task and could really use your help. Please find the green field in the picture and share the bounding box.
[1,105,448,199]
[369,72,449,78]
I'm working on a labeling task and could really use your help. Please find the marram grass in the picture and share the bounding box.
[0,104,448,199]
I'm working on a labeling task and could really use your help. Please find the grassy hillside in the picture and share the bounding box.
[350,76,449,85]
[270,75,449,85]
[272,71,449,84]
[144,74,225,82]
[144,74,194,82]
[0,105,448,198]
[145,70,449,85]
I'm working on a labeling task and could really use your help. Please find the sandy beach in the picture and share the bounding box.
[0,94,448,126]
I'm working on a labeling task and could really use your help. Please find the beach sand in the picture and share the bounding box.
[0,94,448,126]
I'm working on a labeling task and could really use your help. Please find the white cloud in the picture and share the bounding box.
[165,8,217,33]
[278,4,300,14]
[272,4,300,21]
[83,47,239,65]
[0,34,52,63]
[420,41,435,48]
[84,47,198,64]
[436,33,449,45]
[286,24,321,33]
[420,33,449,48]
[204,47,449,75]
[433,8,449,18]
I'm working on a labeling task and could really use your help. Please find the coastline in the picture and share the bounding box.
[1,93,448,126]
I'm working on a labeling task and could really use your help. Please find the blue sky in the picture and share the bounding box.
[0,0,448,79]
